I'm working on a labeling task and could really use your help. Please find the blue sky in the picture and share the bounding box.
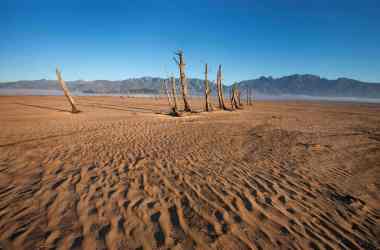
[1,0,380,83]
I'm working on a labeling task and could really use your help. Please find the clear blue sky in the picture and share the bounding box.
[1,0,380,83]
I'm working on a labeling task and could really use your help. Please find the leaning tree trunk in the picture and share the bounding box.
[204,63,212,111]
[56,68,79,113]
[174,50,192,112]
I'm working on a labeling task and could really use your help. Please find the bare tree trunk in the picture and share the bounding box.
[170,76,178,112]
[249,87,251,105]
[164,79,173,106]
[216,64,227,110]
[237,87,242,107]
[249,88,254,105]
[246,86,249,105]
[159,81,166,100]
[163,79,178,116]
[216,67,222,109]
[56,68,80,113]
[230,86,236,110]
[230,84,237,109]
[174,50,192,112]
[219,65,226,110]
[204,63,212,111]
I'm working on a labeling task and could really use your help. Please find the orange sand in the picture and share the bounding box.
[0,96,379,249]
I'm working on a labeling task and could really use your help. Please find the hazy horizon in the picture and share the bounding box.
[2,88,380,105]
[1,73,380,85]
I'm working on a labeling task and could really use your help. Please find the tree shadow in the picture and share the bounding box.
[82,101,159,111]
[78,102,161,114]
[0,126,110,148]
[13,102,71,113]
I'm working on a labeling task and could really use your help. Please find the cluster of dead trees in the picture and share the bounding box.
[55,49,254,114]
[164,49,254,116]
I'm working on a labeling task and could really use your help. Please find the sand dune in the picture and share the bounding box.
[0,96,379,250]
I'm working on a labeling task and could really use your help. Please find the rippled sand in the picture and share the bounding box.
[0,96,379,249]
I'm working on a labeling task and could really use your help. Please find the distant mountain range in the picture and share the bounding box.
[1,74,380,98]
[0,77,209,96]
[238,75,380,98]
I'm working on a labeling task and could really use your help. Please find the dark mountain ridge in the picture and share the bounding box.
[238,74,380,98]
[1,74,379,98]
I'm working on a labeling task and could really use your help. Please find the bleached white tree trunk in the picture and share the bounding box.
[174,50,192,112]
[204,63,212,111]
[56,68,79,113]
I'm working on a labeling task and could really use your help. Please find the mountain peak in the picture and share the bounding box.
[285,74,320,80]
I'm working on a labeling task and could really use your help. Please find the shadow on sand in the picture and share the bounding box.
[78,102,162,114]
[13,102,71,113]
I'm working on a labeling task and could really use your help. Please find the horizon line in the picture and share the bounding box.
[1,73,380,85]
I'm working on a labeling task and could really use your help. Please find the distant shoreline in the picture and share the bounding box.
[1,88,380,104]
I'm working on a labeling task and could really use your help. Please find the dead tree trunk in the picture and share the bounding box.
[246,86,250,105]
[230,84,240,109]
[216,64,227,110]
[204,63,212,111]
[249,87,254,105]
[237,86,242,107]
[159,81,166,100]
[170,76,178,112]
[174,50,192,112]
[219,65,226,109]
[164,79,173,107]
[163,79,179,116]
[56,68,79,113]
[216,68,221,108]
[230,85,236,109]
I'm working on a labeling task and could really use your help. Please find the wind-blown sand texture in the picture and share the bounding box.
[0,96,379,250]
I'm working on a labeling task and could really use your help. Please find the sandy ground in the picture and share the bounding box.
[0,96,379,250]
